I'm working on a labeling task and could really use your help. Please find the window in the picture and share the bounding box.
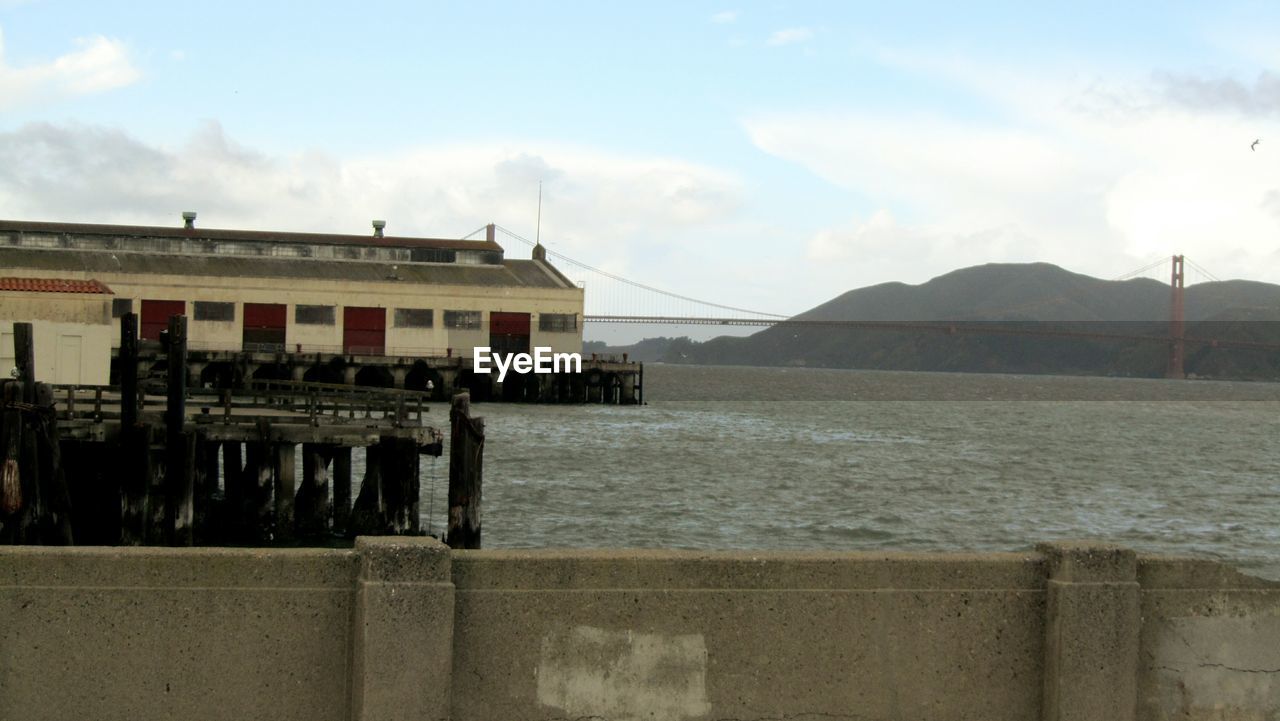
[295,304,336,325]
[444,310,481,330]
[111,298,133,318]
[394,308,434,328]
[409,248,457,263]
[194,301,235,322]
[539,313,578,332]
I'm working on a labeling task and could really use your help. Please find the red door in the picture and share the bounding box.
[343,307,386,355]
[140,299,185,340]
[489,312,531,357]
[243,303,286,351]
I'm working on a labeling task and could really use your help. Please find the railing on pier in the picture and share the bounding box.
[52,379,434,428]
[197,379,432,427]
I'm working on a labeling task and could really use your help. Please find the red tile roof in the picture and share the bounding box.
[0,277,113,294]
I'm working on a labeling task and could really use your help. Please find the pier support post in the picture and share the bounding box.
[351,536,454,721]
[296,443,332,536]
[381,435,419,534]
[333,446,352,535]
[446,393,484,549]
[222,440,243,538]
[1037,541,1140,721]
[246,438,273,541]
[195,438,219,542]
[163,315,193,546]
[273,442,296,541]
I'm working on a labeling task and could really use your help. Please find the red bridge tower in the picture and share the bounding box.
[1167,254,1185,379]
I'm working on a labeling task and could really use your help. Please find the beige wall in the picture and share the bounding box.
[190,317,240,349]
[9,541,1269,721]
[64,270,582,358]
[0,292,111,325]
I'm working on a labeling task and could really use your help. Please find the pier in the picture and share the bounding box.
[119,344,643,404]
[2,316,458,547]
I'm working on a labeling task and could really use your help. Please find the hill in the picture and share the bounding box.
[591,263,1280,380]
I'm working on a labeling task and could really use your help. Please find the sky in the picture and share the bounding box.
[3,1,1280,334]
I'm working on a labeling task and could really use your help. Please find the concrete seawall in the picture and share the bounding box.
[2,539,1277,721]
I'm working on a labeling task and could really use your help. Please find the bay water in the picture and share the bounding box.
[413,364,1280,579]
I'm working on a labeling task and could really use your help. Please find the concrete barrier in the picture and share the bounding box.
[1,540,1277,720]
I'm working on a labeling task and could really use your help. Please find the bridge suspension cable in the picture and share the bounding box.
[1114,255,1220,284]
[1184,257,1220,283]
[1113,255,1172,281]
[492,225,788,320]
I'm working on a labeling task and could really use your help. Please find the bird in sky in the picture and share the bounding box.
[1252,139,1261,151]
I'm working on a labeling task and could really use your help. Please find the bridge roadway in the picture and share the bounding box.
[583,315,1280,353]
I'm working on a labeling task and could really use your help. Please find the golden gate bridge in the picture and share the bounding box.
[478,226,1274,379]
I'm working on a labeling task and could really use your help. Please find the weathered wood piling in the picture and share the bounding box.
[4,314,449,547]
[446,393,485,549]
[0,323,74,544]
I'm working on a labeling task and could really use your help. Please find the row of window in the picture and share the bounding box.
[9,232,504,266]
[111,299,577,331]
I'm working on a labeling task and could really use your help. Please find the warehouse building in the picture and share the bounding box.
[0,215,591,398]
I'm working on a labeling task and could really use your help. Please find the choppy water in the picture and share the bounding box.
[413,365,1280,579]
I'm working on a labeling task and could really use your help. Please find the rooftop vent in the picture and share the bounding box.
[182,211,197,229]
[372,219,386,238]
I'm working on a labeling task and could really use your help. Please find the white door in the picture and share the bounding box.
[56,335,83,384]
[0,330,13,378]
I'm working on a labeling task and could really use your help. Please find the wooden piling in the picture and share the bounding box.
[332,446,352,535]
[296,443,331,536]
[120,313,138,428]
[163,315,193,545]
[14,323,34,389]
[119,423,151,545]
[273,442,295,541]
[195,438,220,542]
[381,435,419,535]
[446,393,484,549]
[221,439,243,538]
[245,436,274,541]
[1,326,74,545]
[349,442,383,536]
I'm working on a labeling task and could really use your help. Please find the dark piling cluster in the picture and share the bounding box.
[0,316,490,547]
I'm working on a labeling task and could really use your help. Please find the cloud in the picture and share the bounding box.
[711,10,737,24]
[744,53,1280,287]
[1155,70,1280,116]
[805,208,1053,288]
[766,28,812,47]
[0,26,140,109]
[0,121,744,277]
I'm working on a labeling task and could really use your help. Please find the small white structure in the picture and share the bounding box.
[0,277,114,385]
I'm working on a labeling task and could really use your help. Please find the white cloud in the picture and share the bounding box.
[711,10,737,24]
[744,54,1280,286]
[0,26,140,109]
[0,121,744,286]
[766,27,812,47]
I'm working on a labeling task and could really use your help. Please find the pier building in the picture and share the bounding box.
[0,277,114,384]
[0,216,643,401]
